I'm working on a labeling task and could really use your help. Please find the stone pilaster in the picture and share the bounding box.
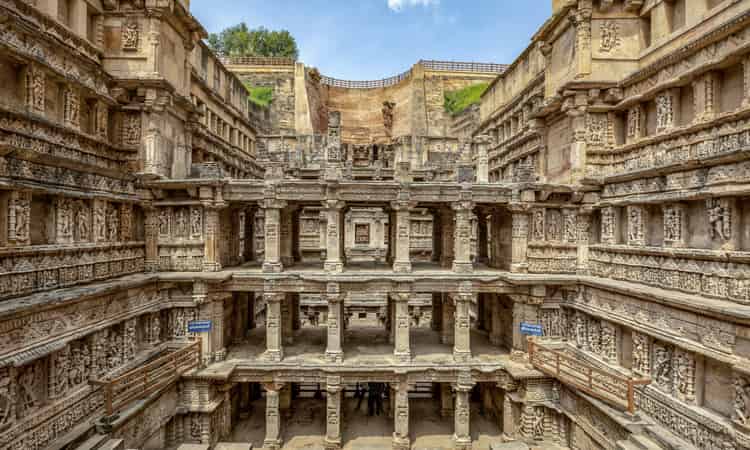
[576,209,592,275]
[393,382,410,450]
[453,374,474,450]
[693,71,719,123]
[325,282,344,363]
[439,207,455,268]
[626,104,644,143]
[474,135,491,184]
[452,201,475,273]
[510,207,529,273]
[202,204,224,272]
[261,199,286,273]
[453,288,473,362]
[391,200,415,273]
[263,383,284,450]
[264,293,284,361]
[325,376,343,450]
[392,292,412,362]
[743,54,750,108]
[323,200,345,273]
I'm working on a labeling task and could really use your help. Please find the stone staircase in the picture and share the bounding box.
[617,423,697,450]
[73,435,126,450]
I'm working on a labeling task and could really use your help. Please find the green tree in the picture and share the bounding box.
[207,23,299,59]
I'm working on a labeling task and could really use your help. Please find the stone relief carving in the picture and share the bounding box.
[674,349,695,404]
[10,193,30,243]
[652,341,673,392]
[532,209,545,241]
[25,64,45,114]
[75,201,90,242]
[175,208,188,237]
[655,91,675,132]
[94,201,107,241]
[563,210,577,243]
[107,203,120,241]
[190,207,203,237]
[706,198,731,243]
[734,374,750,426]
[122,113,142,147]
[122,19,139,51]
[663,204,684,246]
[599,20,620,52]
[57,197,74,242]
[627,206,645,245]
[546,209,561,241]
[63,86,80,129]
[159,208,170,236]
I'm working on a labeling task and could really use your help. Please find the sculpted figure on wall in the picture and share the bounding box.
[655,91,675,132]
[122,19,139,51]
[58,198,73,241]
[533,209,545,241]
[75,202,90,242]
[12,195,30,242]
[107,204,120,241]
[599,20,620,52]
[16,360,43,416]
[191,207,202,237]
[159,208,170,236]
[674,349,695,403]
[94,201,107,241]
[627,206,645,245]
[734,375,750,426]
[653,342,673,391]
[546,209,561,241]
[707,198,731,243]
[0,369,12,427]
[25,64,45,114]
[632,332,650,375]
[175,208,188,237]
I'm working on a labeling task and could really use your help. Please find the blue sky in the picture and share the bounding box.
[192,0,550,80]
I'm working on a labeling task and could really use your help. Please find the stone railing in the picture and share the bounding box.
[321,70,413,89]
[420,60,507,73]
[587,113,750,181]
[0,242,145,300]
[93,340,201,416]
[528,339,649,414]
[589,244,750,304]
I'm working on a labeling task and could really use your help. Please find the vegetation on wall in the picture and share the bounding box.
[207,23,299,59]
[243,81,274,108]
[444,82,489,115]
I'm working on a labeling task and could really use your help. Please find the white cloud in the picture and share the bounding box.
[387,0,440,12]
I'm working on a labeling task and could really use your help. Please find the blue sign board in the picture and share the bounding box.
[188,320,212,333]
[520,323,543,336]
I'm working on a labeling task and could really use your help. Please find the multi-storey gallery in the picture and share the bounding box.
[1,0,750,449]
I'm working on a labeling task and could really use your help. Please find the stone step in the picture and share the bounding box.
[642,424,696,450]
[98,439,125,450]
[73,434,110,450]
[629,434,666,450]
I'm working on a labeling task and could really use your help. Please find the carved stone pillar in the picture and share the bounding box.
[393,292,411,362]
[576,210,592,275]
[263,383,283,450]
[325,283,344,363]
[693,72,718,123]
[474,135,490,184]
[203,204,224,272]
[438,207,455,269]
[440,383,453,418]
[392,382,410,450]
[490,295,503,346]
[453,292,472,362]
[48,345,70,400]
[7,191,31,246]
[441,294,455,346]
[476,210,489,265]
[453,375,474,450]
[280,205,297,267]
[570,4,592,79]
[392,200,414,273]
[261,200,286,273]
[264,293,284,361]
[663,203,687,248]
[325,376,343,450]
[626,205,647,246]
[510,207,529,273]
[511,298,526,352]
[452,201,474,273]
[323,200,345,273]
[282,293,294,346]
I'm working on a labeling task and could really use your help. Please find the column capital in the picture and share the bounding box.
[264,292,285,303]
[262,381,285,392]
[326,375,343,393]
[322,199,346,210]
[390,200,417,211]
[453,372,475,392]
[451,200,475,212]
[391,292,410,303]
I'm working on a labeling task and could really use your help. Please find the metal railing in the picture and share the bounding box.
[320,70,413,89]
[528,339,650,414]
[92,340,201,416]
[419,60,508,74]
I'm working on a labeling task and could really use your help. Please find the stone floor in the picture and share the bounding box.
[227,397,503,449]
[223,327,509,366]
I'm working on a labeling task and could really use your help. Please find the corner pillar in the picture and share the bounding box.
[510,206,529,273]
[392,381,410,450]
[391,200,416,273]
[453,375,474,450]
[453,292,472,362]
[452,201,474,273]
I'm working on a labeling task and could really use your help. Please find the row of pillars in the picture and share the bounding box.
[264,290,476,363]
[261,379,478,450]
[260,199,486,274]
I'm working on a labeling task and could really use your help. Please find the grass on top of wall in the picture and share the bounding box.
[444,82,489,115]
[243,82,274,108]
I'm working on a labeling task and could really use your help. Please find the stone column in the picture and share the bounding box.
[323,200,345,273]
[474,135,490,184]
[392,201,414,273]
[392,292,411,362]
[452,201,474,273]
[502,394,516,439]
[490,295,503,346]
[280,205,297,267]
[265,293,284,361]
[510,206,529,273]
[440,383,454,418]
[325,283,344,363]
[261,200,286,273]
[576,210,592,275]
[743,55,750,108]
[263,383,284,450]
[441,294,455,346]
[453,293,472,362]
[440,207,455,268]
[392,382,410,450]
[453,375,474,450]
[476,210,489,265]
[144,206,159,271]
[325,376,343,450]
[282,293,294,345]
[203,204,224,272]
